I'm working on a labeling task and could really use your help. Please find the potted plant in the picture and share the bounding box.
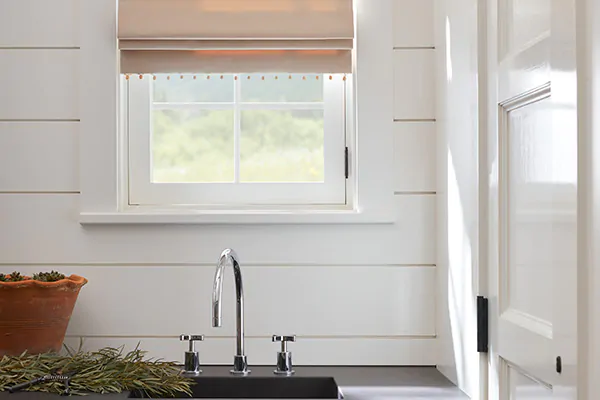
[0,271,87,356]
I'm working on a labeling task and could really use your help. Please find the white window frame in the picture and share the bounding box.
[127,75,347,207]
[78,0,396,224]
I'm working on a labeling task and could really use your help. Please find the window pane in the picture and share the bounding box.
[153,74,234,103]
[240,110,324,182]
[240,73,324,103]
[152,109,234,183]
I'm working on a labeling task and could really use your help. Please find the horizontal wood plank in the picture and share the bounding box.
[394,122,436,192]
[0,122,78,192]
[1,265,437,337]
[0,194,436,265]
[0,50,79,120]
[63,336,437,366]
[393,50,436,120]
[393,0,435,48]
[0,0,78,48]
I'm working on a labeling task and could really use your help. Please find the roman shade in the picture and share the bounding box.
[118,0,355,74]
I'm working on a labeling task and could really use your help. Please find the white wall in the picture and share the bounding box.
[0,0,438,365]
[435,0,482,396]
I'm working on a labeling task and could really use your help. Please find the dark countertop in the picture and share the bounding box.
[0,366,467,400]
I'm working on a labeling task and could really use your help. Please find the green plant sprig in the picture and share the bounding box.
[0,345,193,397]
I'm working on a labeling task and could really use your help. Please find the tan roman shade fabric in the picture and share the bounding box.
[118,0,354,74]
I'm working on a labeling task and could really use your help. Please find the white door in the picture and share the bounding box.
[485,0,578,399]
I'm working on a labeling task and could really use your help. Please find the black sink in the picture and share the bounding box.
[129,376,342,399]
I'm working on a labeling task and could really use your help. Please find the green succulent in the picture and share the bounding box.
[0,271,26,282]
[0,271,69,283]
[32,271,66,282]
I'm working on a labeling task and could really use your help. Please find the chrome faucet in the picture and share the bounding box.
[212,248,250,375]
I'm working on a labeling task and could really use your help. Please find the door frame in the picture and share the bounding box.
[477,0,491,398]
[434,0,488,397]
[575,0,600,398]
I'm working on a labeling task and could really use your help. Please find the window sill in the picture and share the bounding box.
[79,207,396,225]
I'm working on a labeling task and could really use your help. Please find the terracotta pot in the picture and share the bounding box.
[0,274,87,356]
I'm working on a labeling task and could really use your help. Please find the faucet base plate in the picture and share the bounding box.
[230,369,251,376]
[274,370,295,376]
[230,355,250,376]
[182,370,202,377]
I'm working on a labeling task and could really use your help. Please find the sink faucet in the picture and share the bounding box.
[212,248,250,375]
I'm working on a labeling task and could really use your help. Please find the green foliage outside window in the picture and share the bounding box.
[150,74,326,183]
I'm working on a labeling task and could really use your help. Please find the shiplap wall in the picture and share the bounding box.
[0,0,436,365]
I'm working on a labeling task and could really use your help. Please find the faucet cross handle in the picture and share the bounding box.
[180,335,204,351]
[272,335,296,352]
[272,335,296,375]
[180,334,204,375]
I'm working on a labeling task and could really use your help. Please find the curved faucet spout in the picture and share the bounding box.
[212,248,248,375]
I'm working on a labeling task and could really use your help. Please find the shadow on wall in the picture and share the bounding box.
[437,1,480,397]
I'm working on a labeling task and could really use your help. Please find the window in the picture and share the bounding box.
[79,0,396,224]
[118,0,354,209]
[127,73,348,207]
